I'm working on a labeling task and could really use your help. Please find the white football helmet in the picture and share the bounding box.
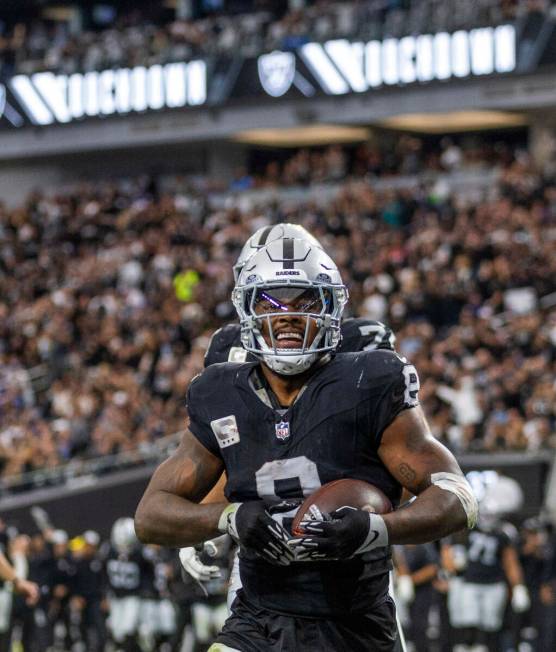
[476,474,524,532]
[233,223,323,282]
[111,517,138,552]
[232,238,348,375]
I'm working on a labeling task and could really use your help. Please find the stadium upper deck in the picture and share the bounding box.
[0,0,539,77]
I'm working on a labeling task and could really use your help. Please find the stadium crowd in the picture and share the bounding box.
[1,135,556,489]
[0,0,549,77]
[234,135,519,189]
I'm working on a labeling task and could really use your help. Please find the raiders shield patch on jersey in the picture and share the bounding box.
[275,421,290,441]
[210,415,240,448]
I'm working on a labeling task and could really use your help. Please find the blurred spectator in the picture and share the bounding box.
[0,0,550,77]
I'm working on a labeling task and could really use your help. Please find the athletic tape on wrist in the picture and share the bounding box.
[431,472,478,528]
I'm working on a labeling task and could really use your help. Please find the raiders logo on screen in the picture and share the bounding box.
[258,51,296,98]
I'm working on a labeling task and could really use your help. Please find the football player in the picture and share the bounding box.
[0,527,39,650]
[0,535,39,605]
[136,238,477,651]
[183,223,397,590]
[106,517,154,652]
[69,531,106,652]
[138,544,177,652]
[444,495,530,651]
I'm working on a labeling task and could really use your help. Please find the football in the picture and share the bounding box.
[291,479,393,536]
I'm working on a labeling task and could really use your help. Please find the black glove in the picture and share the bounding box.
[288,506,389,561]
[219,501,295,565]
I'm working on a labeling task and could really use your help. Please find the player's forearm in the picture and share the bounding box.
[135,492,227,547]
[383,485,467,545]
[503,547,524,587]
[0,552,18,583]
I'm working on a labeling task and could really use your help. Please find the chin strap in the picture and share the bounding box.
[265,353,318,376]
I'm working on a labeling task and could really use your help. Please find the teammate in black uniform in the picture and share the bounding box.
[70,531,107,652]
[136,237,478,651]
[453,511,529,651]
[106,517,154,652]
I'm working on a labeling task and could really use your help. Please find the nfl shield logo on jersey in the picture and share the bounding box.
[275,421,290,441]
[258,51,295,97]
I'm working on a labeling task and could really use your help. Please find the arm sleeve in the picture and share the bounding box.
[373,358,420,445]
[186,377,221,458]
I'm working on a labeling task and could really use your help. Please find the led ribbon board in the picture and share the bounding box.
[259,25,516,96]
[9,60,207,125]
[0,25,517,129]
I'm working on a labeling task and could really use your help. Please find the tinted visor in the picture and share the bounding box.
[251,286,331,316]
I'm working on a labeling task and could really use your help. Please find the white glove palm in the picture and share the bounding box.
[511,584,530,613]
[179,546,221,582]
[396,574,415,604]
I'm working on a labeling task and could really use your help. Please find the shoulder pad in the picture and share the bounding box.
[204,323,243,367]
[355,350,420,408]
[339,318,396,353]
[189,361,249,402]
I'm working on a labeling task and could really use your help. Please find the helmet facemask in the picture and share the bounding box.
[233,282,347,375]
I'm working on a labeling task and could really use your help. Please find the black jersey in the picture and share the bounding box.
[187,349,419,617]
[71,554,105,601]
[140,545,161,599]
[106,546,152,598]
[203,318,395,367]
[463,525,514,584]
[339,318,396,353]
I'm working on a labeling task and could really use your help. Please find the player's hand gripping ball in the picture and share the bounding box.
[222,501,296,565]
[289,479,392,561]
